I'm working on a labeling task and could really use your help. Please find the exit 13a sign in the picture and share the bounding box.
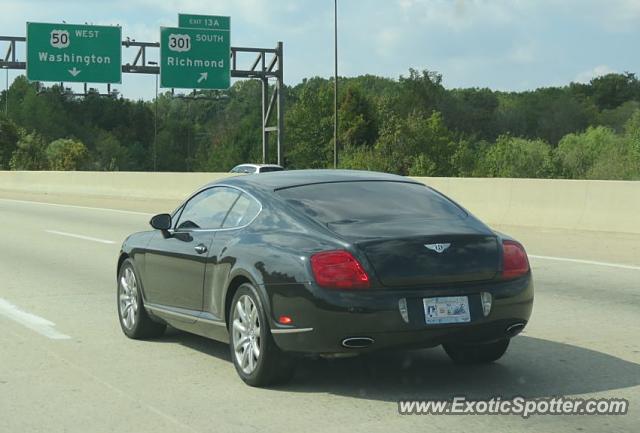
[26,22,122,84]
[178,14,230,31]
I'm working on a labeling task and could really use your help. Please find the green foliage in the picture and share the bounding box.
[1,69,640,180]
[625,111,640,171]
[451,139,489,177]
[0,114,20,169]
[196,80,265,171]
[585,73,640,110]
[555,125,640,180]
[441,88,499,140]
[46,138,88,171]
[340,111,455,176]
[477,136,554,178]
[396,69,445,117]
[623,109,640,144]
[338,85,377,147]
[285,77,334,168]
[10,132,47,170]
[374,111,456,175]
[597,101,640,133]
[407,154,437,177]
[93,132,129,171]
[339,145,388,173]
[494,88,596,145]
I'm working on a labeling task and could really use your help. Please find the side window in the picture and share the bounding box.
[222,193,261,228]
[246,166,257,174]
[175,187,240,230]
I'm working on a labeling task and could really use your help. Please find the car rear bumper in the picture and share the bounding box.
[266,275,533,354]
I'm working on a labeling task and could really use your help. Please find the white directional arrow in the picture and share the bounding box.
[68,67,81,77]
[197,72,208,83]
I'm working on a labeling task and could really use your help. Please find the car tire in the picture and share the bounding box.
[443,338,510,364]
[117,258,166,339]
[229,283,294,387]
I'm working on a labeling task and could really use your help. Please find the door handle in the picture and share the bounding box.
[194,244,208,254]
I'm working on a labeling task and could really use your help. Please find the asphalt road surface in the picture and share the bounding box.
[1,194,638,433]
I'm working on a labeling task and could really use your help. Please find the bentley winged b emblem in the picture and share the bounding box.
[424,243,451,253]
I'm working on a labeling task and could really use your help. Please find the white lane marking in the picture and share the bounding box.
[0,298,71,340]
[45,229,116,245]
[529,254,640,271]
[0,198,153,216]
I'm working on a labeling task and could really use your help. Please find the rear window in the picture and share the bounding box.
[259,166,284,173]
[277,181,467,224]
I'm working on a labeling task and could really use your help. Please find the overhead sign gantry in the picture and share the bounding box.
[1,14,284,165]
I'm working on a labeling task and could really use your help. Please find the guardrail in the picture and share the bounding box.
[1,171,639,234]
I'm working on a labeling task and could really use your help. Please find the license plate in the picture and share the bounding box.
[423,296,470,324]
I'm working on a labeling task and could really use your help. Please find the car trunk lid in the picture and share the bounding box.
[329,218,500,287]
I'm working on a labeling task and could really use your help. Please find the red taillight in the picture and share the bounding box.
[502,240,530,280]
[278,315,293,325]
[310,250,370,289]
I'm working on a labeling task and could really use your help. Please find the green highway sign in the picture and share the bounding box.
[160,26,230,90]
[26,22,122,84]
[178,14,230,31]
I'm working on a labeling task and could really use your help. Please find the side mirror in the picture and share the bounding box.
[150,213,172,231]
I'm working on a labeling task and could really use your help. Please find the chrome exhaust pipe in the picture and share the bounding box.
[341,337,374,348]
[506,322,526,337]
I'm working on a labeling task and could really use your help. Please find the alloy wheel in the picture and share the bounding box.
[119,267,139,330]
[232,294,261,374]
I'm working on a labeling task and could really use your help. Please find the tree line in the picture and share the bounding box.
[1,69,639,179]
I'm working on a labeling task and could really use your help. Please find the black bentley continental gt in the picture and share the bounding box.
[117,170,533,386]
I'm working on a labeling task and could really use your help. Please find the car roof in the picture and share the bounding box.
[233,164,283,168]
[217,169,419,191]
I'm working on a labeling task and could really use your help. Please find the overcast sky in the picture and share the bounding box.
[2,0,638,100]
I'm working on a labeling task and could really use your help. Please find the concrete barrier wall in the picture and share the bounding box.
[414,177,640,234]
[1,171,639,234]
[0,171,227,201]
